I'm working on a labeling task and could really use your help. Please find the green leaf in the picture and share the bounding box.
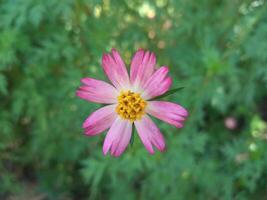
[151,87,185,100]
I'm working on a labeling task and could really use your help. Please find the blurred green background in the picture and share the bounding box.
[1,0,267,199]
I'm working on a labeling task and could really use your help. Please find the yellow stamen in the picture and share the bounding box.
[116,90,147,122]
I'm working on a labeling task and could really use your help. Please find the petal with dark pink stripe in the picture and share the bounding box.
[103,117,132,157]
[134,115,165,154]
[76,78,119,104]
[102,49,130,90]
[142,66,172,100]
[147,101,188,128]
[130,49,156,89]
[83,105,117,136]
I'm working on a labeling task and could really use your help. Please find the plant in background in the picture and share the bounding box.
[1,0,267,199]
[76,49,188,156]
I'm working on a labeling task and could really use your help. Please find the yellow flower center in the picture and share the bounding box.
[116,90,147,122]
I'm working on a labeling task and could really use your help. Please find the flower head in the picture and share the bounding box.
[76,49,188,157]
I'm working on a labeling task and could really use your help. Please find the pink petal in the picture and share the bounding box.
[134,115,165,154]
[142,66,172,100]
[76,78,119,104]
[102,49,130,90]
[83,105,117,136]
[103,117,132,157]
[130,49,156,89]
[146,101,188,128]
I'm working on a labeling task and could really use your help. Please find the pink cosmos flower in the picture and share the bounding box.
[76,49,188,157]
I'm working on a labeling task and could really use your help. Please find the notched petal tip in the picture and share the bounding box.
[102,53,109,62]
[103,147,109,156]
[103,146,123,157]
[137,48,145,53]
[143,143,155,154]
[83,130,95,137]
[111,150,123,157]
[149,52,156,62]
[82,120,89,129]
[179,107,189,117]
[174,123,184,129]
[148,149,155,154]
[165,77,172,86]
[75,90,83,98]
[111,48,120,54]
[161,66,169,73]
[159,145,166,152]
[81,77,92,85]
[183,110,189,117]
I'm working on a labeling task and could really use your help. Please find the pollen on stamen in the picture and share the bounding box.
[116,90,147,122]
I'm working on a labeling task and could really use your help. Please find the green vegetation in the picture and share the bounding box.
[1,0,267,199]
